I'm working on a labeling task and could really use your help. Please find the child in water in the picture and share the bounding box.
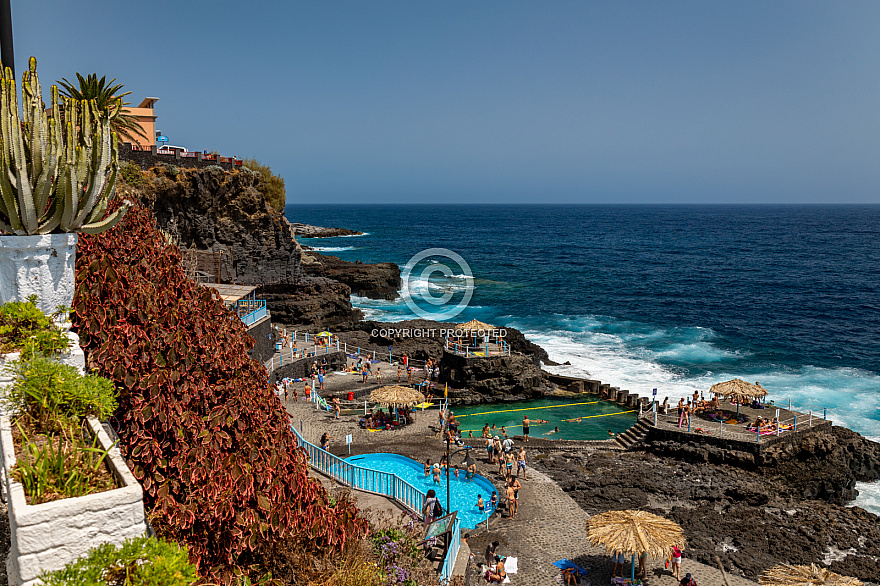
[477,494,485,513]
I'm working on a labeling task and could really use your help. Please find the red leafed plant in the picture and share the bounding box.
[72,202,366,583]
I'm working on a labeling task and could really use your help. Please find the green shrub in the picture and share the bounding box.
[119,161,146,187]
[39,535,197,586]
[4,356,117,431]
[241,158,286,211]
[0,296,70,355]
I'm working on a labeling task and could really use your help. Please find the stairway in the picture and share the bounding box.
[615,418,653,450]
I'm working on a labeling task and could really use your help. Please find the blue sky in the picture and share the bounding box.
[11,1,880,204]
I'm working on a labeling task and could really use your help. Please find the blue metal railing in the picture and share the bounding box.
[289,424,461,583]
[238,300,267,326]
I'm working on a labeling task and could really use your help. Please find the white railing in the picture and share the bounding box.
[646,400,831,443]
[289,423,461,583]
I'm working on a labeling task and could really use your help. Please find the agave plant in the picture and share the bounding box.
[0,57,128,235]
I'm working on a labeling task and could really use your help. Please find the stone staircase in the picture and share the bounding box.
[615,417,653,450]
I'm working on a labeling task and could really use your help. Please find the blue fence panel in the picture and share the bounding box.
[290,425,460,583]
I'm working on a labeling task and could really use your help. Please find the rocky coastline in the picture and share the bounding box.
[129,164,880,584]
[290,223,364,238]
[532,425,880,583]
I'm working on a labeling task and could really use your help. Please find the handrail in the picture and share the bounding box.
[289,424,461,583]
[289,424,426,519]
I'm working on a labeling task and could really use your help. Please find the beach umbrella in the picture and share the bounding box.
[586,509,687,580]
[370,385,425,408]
[316,331,332,337]
[760,564,862,586]
[710,379,768,416]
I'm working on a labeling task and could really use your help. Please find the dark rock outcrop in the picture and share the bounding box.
[303,253,400,300]
[291,223,363,238]
[260,278,362,329]
[134,165,302,285]
[534,443,880,583]
[439,351,549,403]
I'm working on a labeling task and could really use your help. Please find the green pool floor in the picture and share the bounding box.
[445,397,638,441]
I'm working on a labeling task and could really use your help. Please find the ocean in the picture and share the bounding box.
[286,204,880,512]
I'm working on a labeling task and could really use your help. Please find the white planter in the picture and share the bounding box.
[1,415,147,586]
[0,234,78,320]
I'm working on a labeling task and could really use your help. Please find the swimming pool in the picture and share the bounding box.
[345,453,497,529]
[450,397,638,440]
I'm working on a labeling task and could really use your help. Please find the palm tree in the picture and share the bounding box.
[57,73,148,143]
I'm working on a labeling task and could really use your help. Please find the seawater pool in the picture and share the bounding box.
[345,453,496,529]
[450,397,638,441]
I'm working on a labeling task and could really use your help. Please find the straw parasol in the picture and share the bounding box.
[455,319,496,334]
[587,510,687,580]
[710,379,769,416]
[370,385,425,408]
[760,564,862,586]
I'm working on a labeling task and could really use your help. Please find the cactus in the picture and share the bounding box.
[0,57,127,235]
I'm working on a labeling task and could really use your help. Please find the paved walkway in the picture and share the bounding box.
[465,464,758,586]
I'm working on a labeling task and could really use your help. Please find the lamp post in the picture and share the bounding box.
[0,0,13,77]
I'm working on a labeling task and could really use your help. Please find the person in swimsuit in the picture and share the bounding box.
[504,451,516,480]
[522,415,530,441]
[477,494,484,513]
[432,462,441,484]
[424,458,432,478]
[516,446,528,480]
[487,556,507,583]
[506,481,518,519]
[486,436,495,464]
[320,432,333,451]
[544,426,559,435]
[491,490,498,509]
[482,423,490,438]
[466,460,477,482]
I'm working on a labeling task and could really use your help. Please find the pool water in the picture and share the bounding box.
[450,397,638,441]
[345,453,497,529]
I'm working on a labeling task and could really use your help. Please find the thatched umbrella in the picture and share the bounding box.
[370,385,425,408]
[587,510,687,580]
[760,564,862,586]
[455,319,496,333]
[710,379,769,416]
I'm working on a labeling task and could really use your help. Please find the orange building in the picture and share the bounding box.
[125,97,159,147]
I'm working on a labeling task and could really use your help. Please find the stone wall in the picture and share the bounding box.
[246,316,276,364]
[118,143,238,171]
[270,351,348,382]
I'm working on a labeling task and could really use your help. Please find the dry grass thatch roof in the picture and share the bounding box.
[760,564,863,586]
[455,319,497,333]
[710,378,768,399]
[370,385,426,408]
[586,510,686,559]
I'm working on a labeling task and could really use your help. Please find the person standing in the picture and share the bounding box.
[522,415,530,441]
[516,445,528,480]
[506,479,517,519]
[397,365,402,383]
[331,395,340,419]
[486,436,495,464]
[671,546,683,580]
[423,489,439,527]
[318,370,325,390]
[376,367,382,385]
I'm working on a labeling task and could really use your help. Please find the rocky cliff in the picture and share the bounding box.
[122,165,395,325]
[132,165,302,285]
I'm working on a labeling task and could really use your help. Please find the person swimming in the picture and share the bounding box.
[544,426,559,435]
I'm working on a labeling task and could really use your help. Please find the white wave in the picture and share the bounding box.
[308,246,357,252]
[515,318,880,443]
[336,232,369,238]
[851,481,880,516]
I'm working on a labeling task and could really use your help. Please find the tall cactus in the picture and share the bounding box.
[0,57,128,235]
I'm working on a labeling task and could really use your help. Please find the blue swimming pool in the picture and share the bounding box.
[345,453,497,529]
